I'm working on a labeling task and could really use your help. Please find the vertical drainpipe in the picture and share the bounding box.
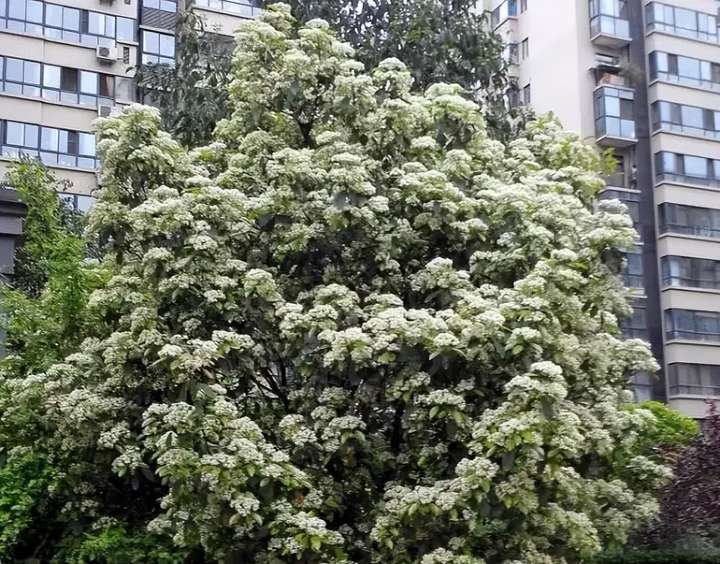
[628,0,665,401]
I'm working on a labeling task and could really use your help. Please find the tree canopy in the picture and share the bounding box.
[0,5,667,562]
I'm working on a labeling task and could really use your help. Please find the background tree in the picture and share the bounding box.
[135,10,234,147]
[260,0,521,139]
[597,404,720,563]
[0,6,667,562]
[627,400,699,463]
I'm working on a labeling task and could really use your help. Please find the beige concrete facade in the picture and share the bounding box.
[0,0,252,202]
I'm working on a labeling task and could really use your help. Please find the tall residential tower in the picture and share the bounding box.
[488,0,720,419]
[0,0,258,206]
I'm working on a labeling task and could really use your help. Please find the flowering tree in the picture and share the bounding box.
[0,5,668,562]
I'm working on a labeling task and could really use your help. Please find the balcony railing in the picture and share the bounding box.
[669,384,720,397]
[653,120,720,141]
[193,0,260,17]
[656,173,720,189]
[601,171,626,187]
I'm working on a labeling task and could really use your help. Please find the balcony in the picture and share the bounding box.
[594,86,637,147]
[589,0,631,48]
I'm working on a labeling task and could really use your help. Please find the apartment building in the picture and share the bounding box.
[488,0,720,419]
[0,0,258,209]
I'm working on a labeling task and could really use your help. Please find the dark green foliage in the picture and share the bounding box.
[56,525,188,564]
[0,451,57,560]
[135,10,234,147]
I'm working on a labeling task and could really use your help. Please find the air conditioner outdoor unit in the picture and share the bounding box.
[96,44,116,63]
[98,104,114,118]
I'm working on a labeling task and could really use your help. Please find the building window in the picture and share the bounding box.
[645,2,718,43]
[491,0,517,28]
[0,56,114,106]
[594,86,635,140]
[502,43,518,65]
[599,189,640,226]
[0,120,96,170]
[649,51,720,92]
[193,0,259,17]
[665,309,720,342]
[622,299,648,340]
[520,0,527,12]
[652,100,720,140]
[522,83,531,105]
[507,83,520,108]
[521,38,529,60]
[142,30,175,65]
[624,249,644,288]
[59,192,95,213]
[668,363,720,397]
[143,0,176,11]
[589,0,630,39]
[655,151,720,188]
[659,203,720,239]
[0,0,135,45]
[661,256,720,290]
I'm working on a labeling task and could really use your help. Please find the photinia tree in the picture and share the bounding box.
[0,5,668,562]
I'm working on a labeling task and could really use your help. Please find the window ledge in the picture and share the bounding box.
[651,127,720,144]
[661,285,720,296]
[645,28,720,48]
[658,231,720,244]
[668,393,720,400]
[0,27,139,49]
[0,154,97,175]
[648,77,720,96]
[190,4,256,19]
[664,338,720,347]
[0,90,104,115]
[655,178,720,193]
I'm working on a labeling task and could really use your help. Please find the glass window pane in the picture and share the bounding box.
[63,6,79,30]
[8,0,25,20]
[26,0,41,22]
[88,12,102,35]
[23,60,40,85]
[143,31,159,54]
[104,14,114,37]
[24,124,38,148]
[5,58,23,82]
[661,152,676,173]
[159,34,174,57]
[45,3,62,26]
[43,64,60,88]
[60,67,77,92]
[684,155,707,178]
[78,132,95,156]
[57,129,68,153]
[678,56,699,79]
[98,74,114,97]
[5,122,23,145]
[681,106,703,128]
[41,127,58,151]
[79,71,97,94]
[116,17,134,42]
[654,52,668,73]
[675,8,696,30]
